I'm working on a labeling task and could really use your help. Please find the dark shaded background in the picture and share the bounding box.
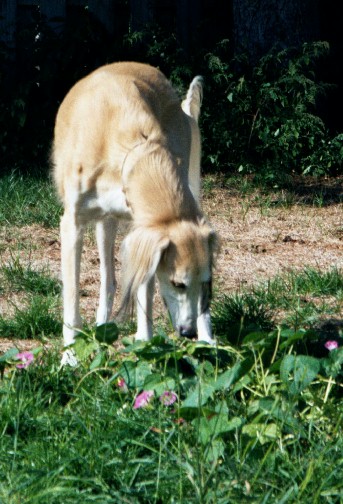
[0,0,342,172]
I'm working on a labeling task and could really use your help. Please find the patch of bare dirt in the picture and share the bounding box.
[1,180,342,353]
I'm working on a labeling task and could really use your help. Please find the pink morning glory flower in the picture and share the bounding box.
[325,340,339,351]
[159,391,178,406]
[133,390,154,409]
[15,351,34,369]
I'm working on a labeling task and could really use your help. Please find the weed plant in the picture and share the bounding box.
[201,40,343,179]
[0,324,342,503]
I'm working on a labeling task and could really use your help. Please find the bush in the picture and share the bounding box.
[201,41,342,179]
[0,10,341,181]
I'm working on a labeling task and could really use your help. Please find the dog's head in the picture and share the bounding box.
[120,219,218,340]
[157,219,217,339]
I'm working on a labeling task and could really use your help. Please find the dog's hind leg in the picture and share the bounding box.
[60,211,84,365]
[136,277,155,341]
[96,217,117,325]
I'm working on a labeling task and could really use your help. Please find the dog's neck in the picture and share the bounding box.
[122,143,201,226]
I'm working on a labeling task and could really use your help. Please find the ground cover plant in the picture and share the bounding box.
[0,172,342,502]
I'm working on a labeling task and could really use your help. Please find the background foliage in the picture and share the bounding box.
[0,9,342,180]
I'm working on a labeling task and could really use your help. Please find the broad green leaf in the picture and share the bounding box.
[279,329,308,350]
[280,355,320,395]
[132,336,175,360]
[0,348,19,362]
[233,374,252,393]
[182,381,215,408]
[203,438,225,463]
[242,422,281,444]
[119,360,152,388]
[321,347,343,378]
[89,351,106,370]
[73,339,98,361]
[95,322,119,344]
[249,398,302,434]
[143,374,175,395]
[242,331,268,345]
[195,411,244,446]
[214,361,245,390]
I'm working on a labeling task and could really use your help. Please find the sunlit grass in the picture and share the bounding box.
[0,171,61,228]
[0,172,342,502]
[1,329,343,503]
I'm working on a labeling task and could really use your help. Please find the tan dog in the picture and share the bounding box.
[52,62,217,364]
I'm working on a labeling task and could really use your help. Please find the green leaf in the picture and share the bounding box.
[250,398,302,435]
[280,355,320,395]
[0,347,19,363]
[119,360,152,388]
[242,422,281,444]
[131,335,175,361]
[89,351,106,370]
[195,412,239,445]
[182,381,215,408]
[143,374,175,395]
[95,322,119,344]
[242,331,268,345]
[279,329,308,350]
[321,347,343,378]
[73,339,99,361]
[214,361,245,390]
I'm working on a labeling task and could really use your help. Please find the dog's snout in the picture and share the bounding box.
[179,325,196,338]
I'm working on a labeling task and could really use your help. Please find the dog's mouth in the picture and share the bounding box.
[162,297,197,338]
[178,325,197,338]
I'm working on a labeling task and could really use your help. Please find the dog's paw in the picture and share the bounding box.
[198,336,216,346]
[60,348,78,367]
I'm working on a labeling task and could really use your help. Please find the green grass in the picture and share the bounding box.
[1,254,61,296]
[1,331,343,503]
[212,268,343,346]
[1,172,343,502]
[0,254,62,340]
[0,172,61,228]
[0,295,61,339]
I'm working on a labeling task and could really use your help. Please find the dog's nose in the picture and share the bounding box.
[179,325,196,338]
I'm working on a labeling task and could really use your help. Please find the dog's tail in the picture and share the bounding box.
[181,76,203,122]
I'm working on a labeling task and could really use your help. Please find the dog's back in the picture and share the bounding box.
[53,62,194,204]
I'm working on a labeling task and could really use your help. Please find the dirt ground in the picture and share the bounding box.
[1,176,342,353]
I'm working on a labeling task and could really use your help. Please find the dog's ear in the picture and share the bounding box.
[208,228,220,261]
[119,226,169,315]
[199,218,220,261]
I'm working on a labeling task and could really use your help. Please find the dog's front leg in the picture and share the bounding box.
[197,310,215,345]
[135,277,155,341]
[60,211,84,364]
[96,217,117,325]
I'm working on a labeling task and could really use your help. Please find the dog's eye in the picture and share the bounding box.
[171,280,186,290]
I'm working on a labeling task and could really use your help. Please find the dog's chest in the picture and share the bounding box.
[72,185,132,223]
